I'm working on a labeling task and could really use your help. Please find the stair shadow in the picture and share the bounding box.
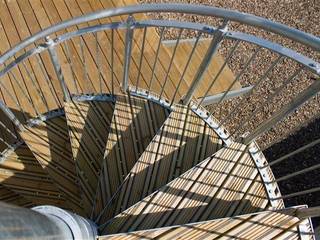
[102,185,266,234]
[91,96,170,219]
[0,107,25,153]
[65,100,114,214]
[0,108,73,210]
[108,208,303,239]
[264,116,320,227]
[96,125,226,225]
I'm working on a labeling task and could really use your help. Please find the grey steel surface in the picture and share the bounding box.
[0,3,319,64]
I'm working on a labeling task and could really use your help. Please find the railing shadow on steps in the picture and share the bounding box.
[0,2,319,233]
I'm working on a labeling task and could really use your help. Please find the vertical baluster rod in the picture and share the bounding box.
[135,26,147,92]
[170,31,202,107]
[196,38,239,108]
[46,37,71,102]
[243,76,320,144]
[148,27,165,94]
[159,28,183,100]
[122,15,135,92]
[183,20,228,105]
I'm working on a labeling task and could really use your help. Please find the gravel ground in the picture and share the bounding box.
[139,0,320,149]
[140,0,320,228]
[264,116,320,226]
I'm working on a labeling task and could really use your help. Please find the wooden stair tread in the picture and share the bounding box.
[19,116,84,215]
[92,94,169,219]
[96,104,223,226]
[0,0,238,117]
[0,1,62,117]
[101,207,312,240]
[163,40,241,97]
[0,144,66,207]
[102,143,272,234]
[64,99,115,215]
[0,184,33,208]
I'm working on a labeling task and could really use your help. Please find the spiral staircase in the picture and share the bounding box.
[0,3,319,239]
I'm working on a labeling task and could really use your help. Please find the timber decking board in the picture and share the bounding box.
[0,0,237,120]
[0,184,33,208]
[101,207,310,240]
[92,94,169,219]
[102,143,272,234]
[96,104,223,226]
[65,99,114,215]
[0,1,60,115]
[164,40,240,97]
[19,116,84,215]
[0,144,66,207]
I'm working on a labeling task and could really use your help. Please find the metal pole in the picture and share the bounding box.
[0,202,99,239]
[182,20,228,105]
[122,15,135,92]
[296,206,320,219]
[0,202,73,240]
[46,36,71,102]
[267,138,320,167]
[243,79,320,144]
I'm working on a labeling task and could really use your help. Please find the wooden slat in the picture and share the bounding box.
[0,144,66,207]
[0,1,60,115]
[101,143,273,234]
[101,207,312,240]
[0,0,237,118]
[0,184,33,208]
[96,104,223,226]
[92,94,169,219]
[64,99,114,215]
[19,116,84,215]
[163,40,240,96]
[0,5,39,119]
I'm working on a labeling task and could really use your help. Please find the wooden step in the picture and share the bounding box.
[19,116,84,215]
[163,39,240,97]
[91,94,169,219]
[96,104,223,226]
[0,144,66,207]
[101,206,313,240]
[64,98,115,215]
[0,1,62,116]
[0,0,238,116]
[101,143,274,234]
[0,184,33,208]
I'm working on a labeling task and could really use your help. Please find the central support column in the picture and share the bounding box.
[0,202,97,240]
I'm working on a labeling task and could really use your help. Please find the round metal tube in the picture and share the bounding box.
[0,202,98,240]
[0,202,73,240]
[1,3,319,64]
[34,205,98,240]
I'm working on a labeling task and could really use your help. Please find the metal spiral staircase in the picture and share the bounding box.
[0,3,319,239]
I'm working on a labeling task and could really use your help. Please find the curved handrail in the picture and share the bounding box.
[1,19,319,79]
[0,3,319,64]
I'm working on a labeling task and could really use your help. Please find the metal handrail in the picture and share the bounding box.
[0,3,320,64]
[0,3,319,221]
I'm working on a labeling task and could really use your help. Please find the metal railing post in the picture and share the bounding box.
[242,78,320,145]
[122,15,135,92]
[46,37,71,102]
[182,21,228,105]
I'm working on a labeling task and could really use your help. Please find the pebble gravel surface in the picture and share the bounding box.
[141,0,320,229]
[140,0,320,149]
